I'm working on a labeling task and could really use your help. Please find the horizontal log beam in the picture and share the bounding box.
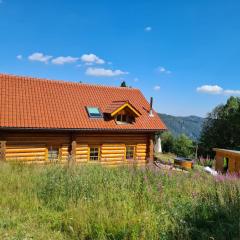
[101,155,125,159]
[101,148,125,151]
[101,150,125,154]
[76,150,88,154]
[6,152,46,157]
[6,148,46,153]
[101,157,125,161]
[76,145,88,148]
[6,156,46,161]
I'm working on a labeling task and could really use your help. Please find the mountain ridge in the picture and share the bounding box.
[158,113,204,141]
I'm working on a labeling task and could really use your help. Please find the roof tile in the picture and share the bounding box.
[0,73,166,131]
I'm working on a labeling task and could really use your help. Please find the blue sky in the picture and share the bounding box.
[1,0,240,117]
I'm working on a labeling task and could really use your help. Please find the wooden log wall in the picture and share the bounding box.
[235,159,240,173]
[6,146,46,161]
[75,134,149,166]
[60,145,69,163]
[214,152,224,172]
[75,144,89,163]
[3,132,70,163]
[135,144,147,160]
[2,131,152,165]
[101,144,125,164]
[228,158,235,173]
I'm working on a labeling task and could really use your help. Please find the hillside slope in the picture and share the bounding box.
[159,113,204,141]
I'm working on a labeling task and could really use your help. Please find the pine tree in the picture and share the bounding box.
[120,81,127,87]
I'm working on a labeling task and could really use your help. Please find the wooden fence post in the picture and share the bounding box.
[215,152,224,172]
[148,136,154,164]
[68,134,77,165]
[71,140,77,162]
[0,141,6,161]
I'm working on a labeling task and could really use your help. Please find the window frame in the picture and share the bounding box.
[125,145,136,160]
[89,145,100,161]
[48,146,59,161]
[86,106,103,118]
[115,114,134,125]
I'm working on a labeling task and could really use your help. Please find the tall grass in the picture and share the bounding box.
[0,162,240,239]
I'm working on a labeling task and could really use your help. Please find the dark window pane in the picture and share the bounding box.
[126,146,135,160]
[90,146,99,161]
[48,148,59,161]
[117,115,121,121]
[116,114,134,124]
[122,115,127,122]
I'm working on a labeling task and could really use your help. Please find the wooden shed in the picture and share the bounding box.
[0,73,166,166]
[214,148,240,173]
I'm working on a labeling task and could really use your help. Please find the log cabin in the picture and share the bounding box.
[214,148,240,173]
[0,73,166,166]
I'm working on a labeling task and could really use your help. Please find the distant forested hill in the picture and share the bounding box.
[158,113,204,141]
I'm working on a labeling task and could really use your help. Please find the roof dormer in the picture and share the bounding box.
[105,101,141,124]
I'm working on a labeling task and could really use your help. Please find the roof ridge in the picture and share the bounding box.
[0,72,139,91]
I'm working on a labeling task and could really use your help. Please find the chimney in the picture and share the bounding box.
[149,97,154,117]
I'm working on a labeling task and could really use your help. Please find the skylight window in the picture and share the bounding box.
[86,107,102,118]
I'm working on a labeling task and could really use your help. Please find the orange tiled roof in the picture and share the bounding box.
[105,101,133,113]
[0,73,166,131]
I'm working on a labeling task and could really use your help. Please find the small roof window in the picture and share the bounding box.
[86,107,102,118]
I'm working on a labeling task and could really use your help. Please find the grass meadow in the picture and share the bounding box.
[0,162,240,239]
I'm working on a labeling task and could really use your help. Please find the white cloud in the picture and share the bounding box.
[145,26,152,32]
[154,85,161,91]
[86,67,128,77]
[28,52,52,64]
[51,56,78,65]
[157,66,171,74]
[84,62,94,66]
[158,67,166,72]
[133,78,139,82]
[197,85,223,94]
[197,85,240,96]
[223,89,240,95]
[16,55,23,60]
[81,53,105,65]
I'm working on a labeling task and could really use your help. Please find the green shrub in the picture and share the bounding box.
[173,134,194,157]
[161,132,194,157]
[161,131,175,153]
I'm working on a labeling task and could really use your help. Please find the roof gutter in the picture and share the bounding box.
[0,126,166,133]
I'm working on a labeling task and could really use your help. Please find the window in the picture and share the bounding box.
[86,107,102,118]
[126,145,135,160]
[48,147,59,161]
[117,114,127,122]
[89,146,100,161]
[116,114,134,124]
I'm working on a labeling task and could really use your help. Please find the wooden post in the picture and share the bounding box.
[147,136,154,164]
[235,156,240,173]
[0,141,6,161]
[45,148,49,161]
[215,152,224,172]
[71,140,77,162]
[68,133,77,164]
[228,157,235,173]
